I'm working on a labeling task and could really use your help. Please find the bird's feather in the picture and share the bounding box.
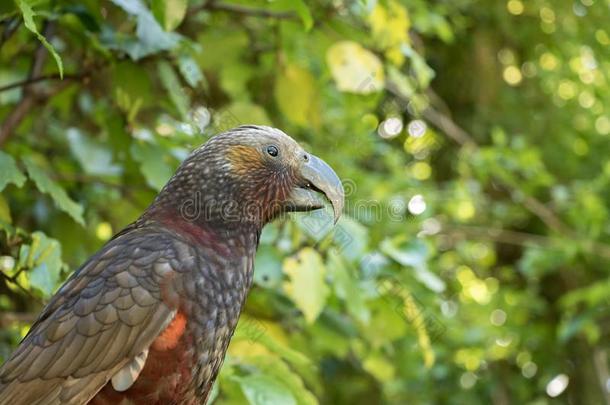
[0,226,182,404]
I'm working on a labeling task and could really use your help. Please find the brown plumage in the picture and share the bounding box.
[0,126,344,404]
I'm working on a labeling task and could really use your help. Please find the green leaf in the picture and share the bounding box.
[111,62,153,110]
[130,141,174,191]
[291,0,313,31]
[273,0,312,31]
[234,316,312,369]
[364,298,407,346]
[20,231,63,297]
[0,151,26,192]
[177,54,203,88]
[368,0,410,65]
[0,69,25,105]
[0,195,11,224]
[387,65,416,98]
[327,249,370,323]
[151,0,187,31]
[109,0,180,60]
[558,312,600,343]
[326,41,384,94]
[236,374,297,405]
[283,248,329,324]
[381,237,445,292]
[274,64,319,127]
[560,278,610,310]
[402,45,435,87]
[253,245,283,288]
[67,128,122,176]
[16,0,63,78]
[213,102,272,133]
[296,209,334,242]
[236,356,318,405]
[22,156,84,225]
[332,216,368,261]
[219,64,253,100]
[363,351,395,381]
[157,60,189,119]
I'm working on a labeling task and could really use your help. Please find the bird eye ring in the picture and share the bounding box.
[266,145,279,157]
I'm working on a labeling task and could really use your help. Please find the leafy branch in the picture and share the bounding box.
[193,1,296,19]
[0,72,84,93]
[441,224,610,260]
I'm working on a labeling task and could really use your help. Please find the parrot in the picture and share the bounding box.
[0,125,344,404]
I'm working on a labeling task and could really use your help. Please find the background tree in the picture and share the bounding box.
[1,0,609,403]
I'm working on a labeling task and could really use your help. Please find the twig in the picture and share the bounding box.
[441,224,559,249]
[421,104,477,148]
[0,311,37,328]
[440,224,610,260]
[386,83,476,147]
[0,22,104,147]
[0,18,20,49]
[520,194,573,235]
[0,80,72,148]
[0,272,43,304]
[0,20,53,147]
[0,72,82,93]
[592,348,610,405]
[426,103,572,235]
[0,95,36,147]
[388,77,574,238]
[192,1,295,19]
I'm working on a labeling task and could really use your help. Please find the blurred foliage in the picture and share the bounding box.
[1,0,610,404]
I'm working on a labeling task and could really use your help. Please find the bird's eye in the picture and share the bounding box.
[266,145,279,157]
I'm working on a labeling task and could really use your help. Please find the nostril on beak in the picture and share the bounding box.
[303,154,309,162]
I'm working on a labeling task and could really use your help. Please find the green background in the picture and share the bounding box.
[1,0,609,403]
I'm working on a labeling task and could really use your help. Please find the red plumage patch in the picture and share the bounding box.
[153,312,187,351]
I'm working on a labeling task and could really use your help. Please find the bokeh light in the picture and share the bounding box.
[521,362,537,378]
[503,66,522,86]
[95,222,113,240]
[407,119,427,138]
[490,309,507,326]
[595,116,610,135]
[506,0,524,15]
[546,374,569,397]
[378,117,403,138]
[539,52,559,70]
[408,194,427,215]
[410,161,432,180]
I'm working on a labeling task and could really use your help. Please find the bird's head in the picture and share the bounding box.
[154,126,344,230]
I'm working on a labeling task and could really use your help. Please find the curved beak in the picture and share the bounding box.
[285,154,344,224]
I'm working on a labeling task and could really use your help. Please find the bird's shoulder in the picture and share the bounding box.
[0,223,194,389]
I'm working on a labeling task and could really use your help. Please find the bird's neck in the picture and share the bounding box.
[144,205,260,250]
[142,178,265,238]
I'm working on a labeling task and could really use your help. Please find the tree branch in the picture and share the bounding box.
[0,272,44,304]
[0,20,53,147]
[0,22,105,147]
[388,78,574,238]
[0,17,20,49]
[0,81,73,148]
[0,311,37,328]
[592,348,610,405]
[421,104,478,148]
[192,1,295,19]
[520,194,574,235]
[440,224,610,260]
[0,72,82,93]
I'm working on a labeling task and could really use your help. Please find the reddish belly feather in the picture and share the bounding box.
[90,312,194,405]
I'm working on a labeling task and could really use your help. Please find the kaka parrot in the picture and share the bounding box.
[0,125,344,404]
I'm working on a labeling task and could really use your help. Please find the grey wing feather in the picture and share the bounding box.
[0,227,183,405]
